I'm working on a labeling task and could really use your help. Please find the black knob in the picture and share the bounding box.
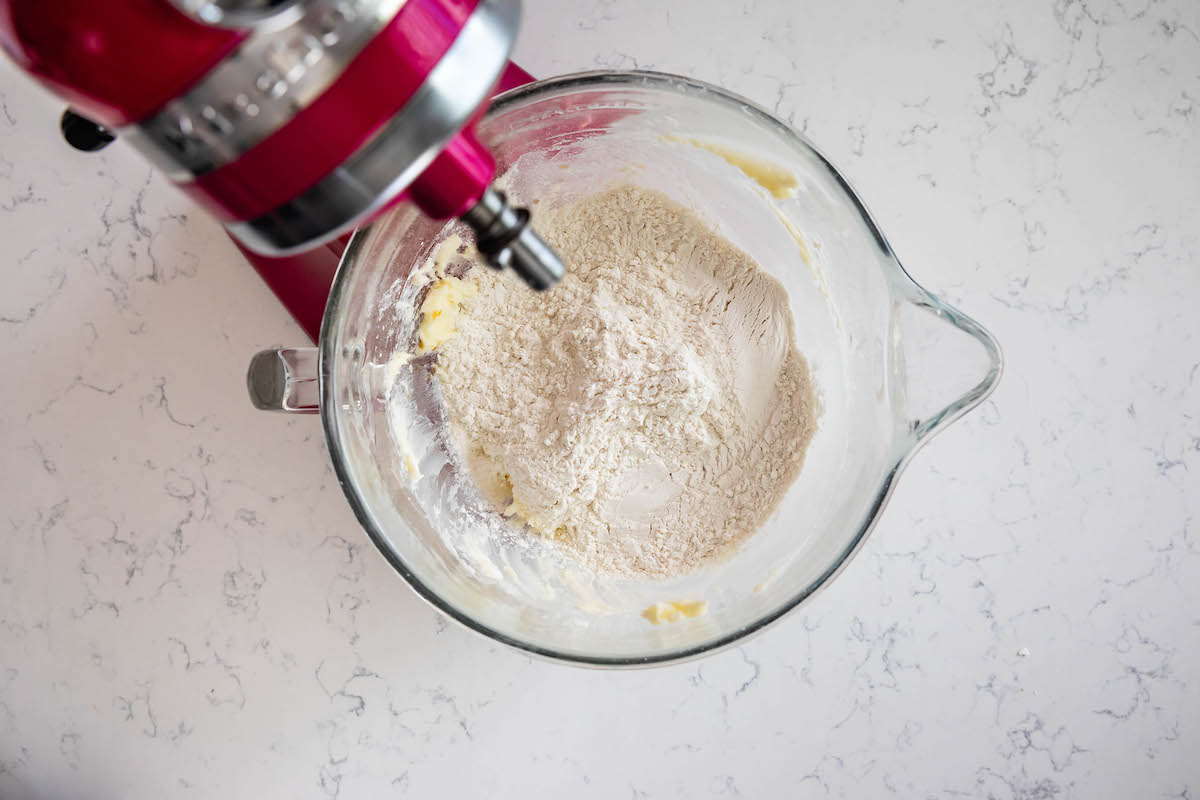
[60,110,116,153]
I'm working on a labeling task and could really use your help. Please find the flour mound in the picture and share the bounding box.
[435,185,819,578]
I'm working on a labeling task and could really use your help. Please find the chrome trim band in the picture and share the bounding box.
[226,0,519,256]
[124,0,406,180]
[168,0,305,28]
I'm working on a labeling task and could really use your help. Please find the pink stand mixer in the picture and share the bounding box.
[0,0,564,341]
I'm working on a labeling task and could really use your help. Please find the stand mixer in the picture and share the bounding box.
[0,0,564,339]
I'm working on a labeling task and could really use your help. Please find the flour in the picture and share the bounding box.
[432,184,819,578]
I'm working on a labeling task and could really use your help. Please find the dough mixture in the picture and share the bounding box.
[428,184,819,578]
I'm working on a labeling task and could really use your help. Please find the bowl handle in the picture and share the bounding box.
[892,282,1003,444]
[247,348,320,413]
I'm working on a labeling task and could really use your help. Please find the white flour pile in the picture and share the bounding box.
[431,184,819,578]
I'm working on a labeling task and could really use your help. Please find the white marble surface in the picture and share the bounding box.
[2,0,1199,796]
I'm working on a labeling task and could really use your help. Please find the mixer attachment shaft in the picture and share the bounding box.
[462,186,565,290]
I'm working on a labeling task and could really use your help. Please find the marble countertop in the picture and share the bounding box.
[3,0,1198,797]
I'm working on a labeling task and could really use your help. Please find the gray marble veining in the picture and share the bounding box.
[2,0,1198,797]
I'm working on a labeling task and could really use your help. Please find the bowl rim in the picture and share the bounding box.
[317,69,1001,668]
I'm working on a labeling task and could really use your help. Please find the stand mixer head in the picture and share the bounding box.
[0,0,564,302]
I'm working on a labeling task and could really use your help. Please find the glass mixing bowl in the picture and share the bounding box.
[248,71,1001,666]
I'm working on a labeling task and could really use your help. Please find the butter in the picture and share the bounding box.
[386,377,423,485]
[414,234,477,353]
[417,277,477,352]
[503,498,564,540]
[641,600,709,624]
[771,207,840,329]
[403,453,422,481]
[773,208,815,268]
[753,566,781,594]
[662,134,799,199]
